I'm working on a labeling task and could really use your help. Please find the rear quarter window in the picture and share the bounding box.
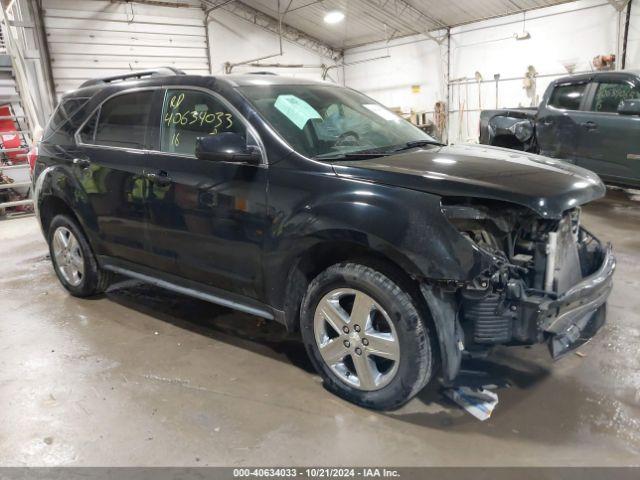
[42,97,90,141]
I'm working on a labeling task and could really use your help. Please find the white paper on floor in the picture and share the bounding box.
[444,386,499,421]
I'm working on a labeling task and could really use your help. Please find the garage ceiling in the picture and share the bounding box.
[230,0,579,49]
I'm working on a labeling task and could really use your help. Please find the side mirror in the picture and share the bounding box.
[195,132,261,164]
[617,99,640,116]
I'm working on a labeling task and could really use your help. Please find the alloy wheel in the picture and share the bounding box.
[52,226,85,287]
[313,288,400,391]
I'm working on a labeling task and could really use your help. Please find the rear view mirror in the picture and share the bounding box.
[617,99,640,116]
[195,133,261,164]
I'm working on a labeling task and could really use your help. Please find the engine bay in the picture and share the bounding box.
[442,198,607,350]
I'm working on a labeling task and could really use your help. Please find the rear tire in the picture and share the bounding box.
[300,262,433,410]
[48,214,112,297]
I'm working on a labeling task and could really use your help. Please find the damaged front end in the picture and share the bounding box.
[432,198,615,383]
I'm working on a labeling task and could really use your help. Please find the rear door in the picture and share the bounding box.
[536,81,589,161]
[574,76,640,184]
[75,89,158,265]
[143,87,269,299]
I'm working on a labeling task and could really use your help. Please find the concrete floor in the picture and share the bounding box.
[1,190,639,467]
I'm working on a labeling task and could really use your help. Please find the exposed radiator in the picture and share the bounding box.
[463,294,513,344]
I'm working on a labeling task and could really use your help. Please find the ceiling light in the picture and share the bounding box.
[324,10,345,24]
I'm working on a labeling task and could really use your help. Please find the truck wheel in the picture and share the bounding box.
[300,263,433,410]
[48,214,112,297]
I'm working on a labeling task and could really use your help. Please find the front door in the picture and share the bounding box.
[575,78,640,184]
[144,88,269,299]
[536,81,589,162]
[76,89,157,265]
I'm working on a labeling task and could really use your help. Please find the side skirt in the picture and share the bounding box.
[99,256,284,323]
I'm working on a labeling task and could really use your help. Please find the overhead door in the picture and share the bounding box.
[42,0,209,97]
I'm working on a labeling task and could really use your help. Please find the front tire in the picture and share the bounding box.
[48,214,112,297]
[300,263,433,410]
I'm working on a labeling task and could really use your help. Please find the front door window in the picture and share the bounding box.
[160,89,253,156]
[591,81,640,113]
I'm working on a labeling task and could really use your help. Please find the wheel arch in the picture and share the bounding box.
[34,164,98,245]
[280,236,434,333]
[39,195,83,238]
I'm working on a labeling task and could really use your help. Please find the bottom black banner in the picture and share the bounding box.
[0,467,638,480]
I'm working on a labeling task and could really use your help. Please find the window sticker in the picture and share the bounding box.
[274,94,322,129]
[363,104,398,121]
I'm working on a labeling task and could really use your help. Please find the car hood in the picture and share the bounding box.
[331,143,606,219]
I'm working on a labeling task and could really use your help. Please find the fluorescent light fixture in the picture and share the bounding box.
[324,10,345,24]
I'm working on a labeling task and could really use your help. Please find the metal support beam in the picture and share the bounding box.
[443,28,450,143]
[608,0,631,11]
[622,0,632,68]
[28,0,55,113]
[0,198,33,208]
[0,181,31,190]
[609,0,632,68]
[364,0,448,35]
[203,0,342,62]
[1,0,55,132]
[0,163,30,171]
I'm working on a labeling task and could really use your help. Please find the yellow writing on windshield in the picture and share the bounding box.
[164,110,233,134]
[169,93,184,110]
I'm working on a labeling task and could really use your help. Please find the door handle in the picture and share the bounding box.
[144,171,172,186]
[72,157,91,169]
[581,121,598,130]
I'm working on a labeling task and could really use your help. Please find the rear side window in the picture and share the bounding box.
[42,97,89,140]
[79,110,98,144]
[591,82,640,113]
[549,83,587,110]
[82,90,153,149]
[160,89,248,155]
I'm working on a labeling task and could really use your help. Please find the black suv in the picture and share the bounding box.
[34,68,615,410]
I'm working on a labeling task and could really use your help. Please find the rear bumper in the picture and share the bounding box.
[541,243,615,357]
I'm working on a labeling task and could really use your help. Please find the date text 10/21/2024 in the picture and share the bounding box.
[232,468,401,478]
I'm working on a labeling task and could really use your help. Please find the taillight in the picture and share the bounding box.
[27,146,38,177]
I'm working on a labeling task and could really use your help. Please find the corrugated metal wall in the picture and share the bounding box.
[41,0,209,97]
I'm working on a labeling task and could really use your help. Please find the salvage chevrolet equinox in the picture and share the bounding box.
[34,68,616,410]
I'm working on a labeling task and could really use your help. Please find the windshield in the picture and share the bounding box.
[238,84,438,159]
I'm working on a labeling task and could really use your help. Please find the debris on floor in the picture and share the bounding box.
[444,386,499,421]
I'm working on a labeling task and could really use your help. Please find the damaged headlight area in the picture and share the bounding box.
[512,120,534,143]
[441,198,615,359]
[486,115,536,150]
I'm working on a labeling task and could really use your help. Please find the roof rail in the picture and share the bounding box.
[248,71,277,75]
[79,67,186,89]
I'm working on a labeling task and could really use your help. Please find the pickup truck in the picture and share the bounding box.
[479,70,640,188]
